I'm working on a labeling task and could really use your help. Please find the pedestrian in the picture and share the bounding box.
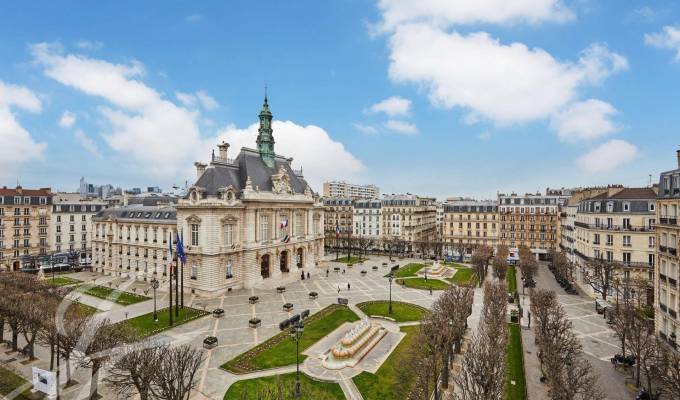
[301,270,305,280]
[326,269,329,277]
[347,282,351,291]
[307,272,310,280]
[342,269,345,274]
[338,286,340,294]
[429,287,432,295]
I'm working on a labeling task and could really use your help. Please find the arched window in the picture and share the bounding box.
[226,259,233,279]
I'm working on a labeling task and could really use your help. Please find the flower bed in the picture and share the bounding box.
[204,336,218,349]
[249,318,261,328]
[283,303,294,312]
[309,292,318,299]
[213,308,225,318]
[249,296,259,304]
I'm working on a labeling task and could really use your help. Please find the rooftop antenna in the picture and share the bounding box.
[649,174,652,187]
[264,82,268,102]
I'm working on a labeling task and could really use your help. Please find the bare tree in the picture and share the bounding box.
[434,285,474,389]
[581,258,619,301]
[76,318,130,399]
[492,245,509,280]
[452,282,507,400]
[58,307,91,385]
[625,308,656,389]
[154,345,205,400]
[105,342,166,400]
[657,346,680,400]
[471,245,493,287]
[518,245,538,291]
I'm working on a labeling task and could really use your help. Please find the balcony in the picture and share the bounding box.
[660,303,668,312]
[670,277,678,288]
[574,222,653,232]
[670,309,678,319]
[659,216,678,226]
[670,248,678,256]
[660,273,667,282]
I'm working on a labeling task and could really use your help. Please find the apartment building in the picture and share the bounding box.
[0,186,52,271]
[353,199,382,239]
[323,198,354,235]
[656,150,680,348]
[323,181,379,199]
[92,205,178,280]
[442,200,498,255]
[381,194,437,251]
[498,190,569,260]
[51,193,107,259]
[572,186,657,297]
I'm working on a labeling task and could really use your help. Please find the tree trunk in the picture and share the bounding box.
[11,330,18,351]
[635,360,641,388]
[441,348,450,389]
[50,342,54,370]
[90,366,100,399]
[65,356,72,384]
[0,318,4,344]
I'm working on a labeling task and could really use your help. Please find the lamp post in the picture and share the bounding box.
[388,273,394,315]
[150,278,159,322]
[290,320,305,398]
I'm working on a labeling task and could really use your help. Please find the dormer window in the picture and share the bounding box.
[594,203,601,212]
[649,202,655,212]
[623,202,630,212]
[606,202,614,212]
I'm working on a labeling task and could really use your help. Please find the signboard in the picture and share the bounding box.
[32,367,56,396]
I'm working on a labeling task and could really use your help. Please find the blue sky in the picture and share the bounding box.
[1,0,679,199]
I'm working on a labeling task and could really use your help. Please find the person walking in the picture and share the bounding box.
[337,286,341,294]
[307,272,310,280]
[347,282,351,291]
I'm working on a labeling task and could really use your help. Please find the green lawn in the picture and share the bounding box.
[446,268,476,286]
[224,372,345,400]
[357,301,428,322]
[396,277,450,290]
[0,366,34,400]
[222,305,359,373]
[507,265,517,294]
[506,323,527,400]
[391,263,425,278]
[119,307,209,339]
[79,285,150,305]
[334,255,366,264]
[46,276,82,286]
[353,325,418,400]
[71,301,99,315]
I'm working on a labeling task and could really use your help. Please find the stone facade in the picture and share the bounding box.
[323,181,379,199]
[51,193,107,258]
[381,194,437,251]
[655,151,680,348]
[0,186,52,271]
[442,200,498,255]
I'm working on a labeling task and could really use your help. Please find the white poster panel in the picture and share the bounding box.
[31,367,56,396]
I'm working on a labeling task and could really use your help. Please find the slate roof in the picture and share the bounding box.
[93,204,177,223]
[191,147,309,198]
[587,188,656,200]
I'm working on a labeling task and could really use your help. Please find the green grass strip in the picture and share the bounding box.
[391,263,425,278]
[119,307,209,339]
[0,366,33,400]
[80,285,150,305]
[446,268,477,286]
[353,325,419,400]
[507,265,517,294]
[221,304,359,373]
[396,277,450,290]
[356,300,428,322]
[506,323,527,400]
[224,372,345,400]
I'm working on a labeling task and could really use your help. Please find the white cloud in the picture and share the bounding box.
[31,43,201,178]
[478,131,491,140]
[195,90,218,110]
[384,119,418,135]
[209,121,364,190]
[175,90,218,110]
[74,129,102,158]
[367,96,411,117]
[577,139,638,173]
[30,43,362,186]
[353,123,378,135]
[550,99,620,143]
[58,111,76,128]
[376,0,573,32]
[186,14,202,23]
[0,81,46,180]
[75,40,103,50]
[645,26,680,61]
[387,25,627,125]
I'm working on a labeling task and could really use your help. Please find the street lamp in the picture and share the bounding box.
[290,320,305,398]
[150,278,160,322]
[388,273,394,315]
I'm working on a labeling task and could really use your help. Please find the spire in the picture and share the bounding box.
[256,93,275,168]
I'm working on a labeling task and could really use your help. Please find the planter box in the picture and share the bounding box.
[361,270,367,275]
[213,308,225,318]
[372,266,379,270]
[283,303,294,312]
[203,336,218,349]
[309,292,318,299]
[276,287,286,294]
[249,318,261,328]
[249,296,259,304]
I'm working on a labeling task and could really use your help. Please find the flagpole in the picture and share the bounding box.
[180,231,184,309]
[175,233,179,318]
[169,230,173,326]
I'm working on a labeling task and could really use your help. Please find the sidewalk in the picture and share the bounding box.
[518,292,549,400]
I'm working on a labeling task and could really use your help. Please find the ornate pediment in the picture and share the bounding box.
[186,215,202,224]
[271,165,294,195]
[220,214,239,224]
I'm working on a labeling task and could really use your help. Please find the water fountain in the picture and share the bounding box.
[321,318,387,370]
[417,261,454,278]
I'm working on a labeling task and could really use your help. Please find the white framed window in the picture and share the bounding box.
[224,223,235,246]
[191,261,198,280]
[226,259,233,279]
[191,224,199,246]
[260,215,269,241]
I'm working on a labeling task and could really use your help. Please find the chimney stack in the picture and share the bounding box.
[218,142,230,160]
[194,162,207,179]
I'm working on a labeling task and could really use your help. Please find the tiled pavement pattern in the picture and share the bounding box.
[519,264,635,400]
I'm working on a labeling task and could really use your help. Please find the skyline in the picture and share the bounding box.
[1,1,680,199]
